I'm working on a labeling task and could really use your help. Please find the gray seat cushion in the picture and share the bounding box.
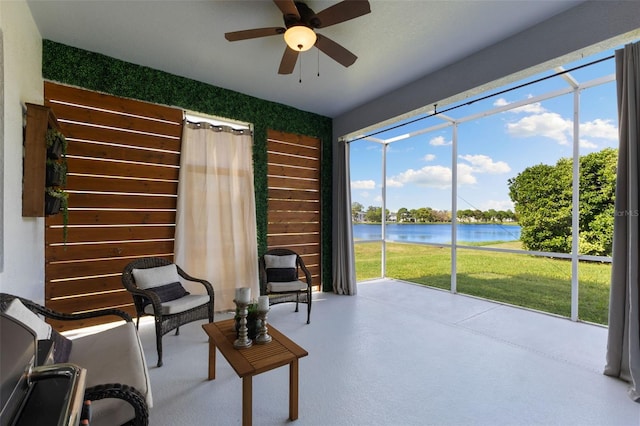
[267,280,308,293]
[143,294,210,315]
[68,322,152,426]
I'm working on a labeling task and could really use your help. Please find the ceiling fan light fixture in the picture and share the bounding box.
[284,25,316,51]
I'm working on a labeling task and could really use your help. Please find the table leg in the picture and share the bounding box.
[289,360,299,420]
[208,339,216,380]
[242,376,252,426]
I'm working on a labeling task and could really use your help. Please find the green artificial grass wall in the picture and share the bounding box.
[42,40,333,292]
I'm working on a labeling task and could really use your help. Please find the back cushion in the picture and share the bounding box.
[3,299,51,340]
[264,254,297,282]
[132,264,181,290]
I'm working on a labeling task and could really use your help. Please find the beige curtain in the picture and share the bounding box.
[604,41,640,402]
[174,121,259,312]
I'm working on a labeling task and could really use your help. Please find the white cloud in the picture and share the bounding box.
[494,98,509,107]
[494,97,546,114]
[579,139,598,150]
[387,164,477,190]
[386,178,404,188]
[429,136,451,146]
[512,102,546,114]
[580,118,618,141]
[351,180,376,189]
[423,154,436,162]
[506,112,573,145]
[456,164,477,185]
[359,191,370,199]
[389,165,452,189]
[458,154,511,174]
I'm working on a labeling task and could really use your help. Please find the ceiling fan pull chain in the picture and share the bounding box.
[299,53,302,83]
[317,47,320,77]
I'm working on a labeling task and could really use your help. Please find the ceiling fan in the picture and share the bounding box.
[224,0,371,74]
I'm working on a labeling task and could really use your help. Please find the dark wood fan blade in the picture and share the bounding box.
[225,27,285,42]
[278,46,299,74]
[314,0,371,28]
[315,34,357,67]
[273,0,300,20]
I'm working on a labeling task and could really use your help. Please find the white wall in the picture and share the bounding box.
[0,0,44,302]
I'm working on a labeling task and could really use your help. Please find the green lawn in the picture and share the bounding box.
[354,241,611,325]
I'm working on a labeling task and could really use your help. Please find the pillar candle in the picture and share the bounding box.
[236,287,251,304]
[258,295,269,311]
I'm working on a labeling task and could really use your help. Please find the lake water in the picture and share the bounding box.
[353,223,521,244]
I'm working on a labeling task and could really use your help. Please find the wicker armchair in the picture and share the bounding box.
[259,248,312,324]
[0,293,150,426]
[121,257,214,367]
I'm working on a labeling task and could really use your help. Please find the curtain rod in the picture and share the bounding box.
[349,54,615,143]
[184,119,253,136]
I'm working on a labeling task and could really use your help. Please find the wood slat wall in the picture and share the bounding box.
[266,129,322,289]
[44,82,183,331]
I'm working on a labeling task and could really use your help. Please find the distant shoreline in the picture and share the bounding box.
[354,222,520,226]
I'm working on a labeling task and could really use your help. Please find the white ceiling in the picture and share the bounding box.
[27,0,585,118]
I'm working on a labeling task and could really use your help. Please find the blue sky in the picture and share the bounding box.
[349,48,619,213]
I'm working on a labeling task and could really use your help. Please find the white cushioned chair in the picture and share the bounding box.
[121,257,214,367]
[0,293,151,426]
[258,248,312,324]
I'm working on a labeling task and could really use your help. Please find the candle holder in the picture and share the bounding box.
[233,300,253,349]
[255,308,272,344]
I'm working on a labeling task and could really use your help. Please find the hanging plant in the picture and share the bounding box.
[46,129,67,160]
[45,187,69,243]
[45,158,68,187]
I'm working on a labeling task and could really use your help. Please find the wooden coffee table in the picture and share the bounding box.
[202,319,308,426]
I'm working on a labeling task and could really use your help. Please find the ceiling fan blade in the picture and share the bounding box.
[315,34,357,68]
[273,0,300,20]
[225,27,285,42]
[314,0,371,28]
[278,46,299,74]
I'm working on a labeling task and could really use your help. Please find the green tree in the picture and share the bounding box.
[364,205,382,222]
[396,207,409,222]
[352,202,364,222]
[508,149,617,255]
[578,148,617,255]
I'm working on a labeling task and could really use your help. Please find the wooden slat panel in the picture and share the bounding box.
[267,211,319,223]
[49,102,181,137]
[46,240,175,262]
[267,140,318,158]
[268,176,319,191]
[63,192,177,210]
[47,210,176,226]
[68,139,180,166]
[299,253,320,268]
[267,233,320,246]
[66,157,179,181]
[268,130,320,149]
[268,223,320,234]
[46,275,124,299]
[45,81,183,125]
[268,163,318,180]
[60,122,181,152]
[268,152,319,168]
[46,255,174,281]
[67,175,178,195]
[268,199,320,212]
[268,243,319,256]
[268,188,319,201]
[47,290,133,313]
[46,225,175,244]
